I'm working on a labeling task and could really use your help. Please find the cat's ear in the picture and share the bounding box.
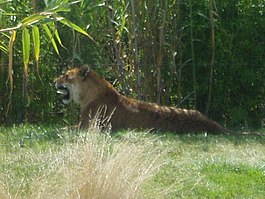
[79,65,90,79]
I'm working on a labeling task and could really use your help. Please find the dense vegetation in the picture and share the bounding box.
[1,0,265,129]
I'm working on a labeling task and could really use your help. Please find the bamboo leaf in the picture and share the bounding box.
[43,24,60,55]
[48,22,63,46]
[21,14,48,28]
[58,18,94,41]
[22,28,30,99]
[45,0,71,12]
[32,26,40,73]
[8,30,17,82]
[22,29,30,100]
[22,28,30,70]
[0,40,8,53]
[7,30,16,115]
[0,45,8,53]
[47,5,71,13]
[58,18,96,43]
[44,0,49,7]
[54,28,63,46]
[45,0,81,13]
[59,18,88,35]
[32,26,40,62]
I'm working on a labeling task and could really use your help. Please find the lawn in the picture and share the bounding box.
[0,125,264,199]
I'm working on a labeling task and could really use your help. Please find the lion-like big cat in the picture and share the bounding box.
[55,66,228,134]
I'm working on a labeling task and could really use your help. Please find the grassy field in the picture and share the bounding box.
[0,125,264,199]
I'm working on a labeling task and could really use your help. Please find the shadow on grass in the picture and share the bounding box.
[153,130,265,145]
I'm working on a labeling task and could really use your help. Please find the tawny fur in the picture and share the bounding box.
[55,66,228,134]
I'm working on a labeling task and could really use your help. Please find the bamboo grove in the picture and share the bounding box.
[0,0,265,128]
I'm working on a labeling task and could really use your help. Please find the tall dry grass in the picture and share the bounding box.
[1,128,164,199]
[0,184,11,199]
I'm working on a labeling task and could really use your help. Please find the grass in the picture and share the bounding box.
[0,125,264,199]
[145,133,265,198]
[199,162,264,198]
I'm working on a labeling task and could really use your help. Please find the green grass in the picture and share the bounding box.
[199,163,264,198]
[0,125,264,199]
[144,133,265,198]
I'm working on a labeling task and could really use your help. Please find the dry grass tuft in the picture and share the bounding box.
[1,127,164,199]
[0,184,11,199]
[34,131,163,199]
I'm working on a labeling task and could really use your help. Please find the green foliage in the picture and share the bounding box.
[1,0,265,128]
[0,0,92,123]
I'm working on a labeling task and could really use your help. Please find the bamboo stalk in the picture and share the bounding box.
[189,0,197,108]
[0,51,5,121]
[173,0,183,104]
[32,0,36,13]
[206,0,216,115]
[6,31,16,116]
[106,0,130,96]
[156,0,168,104]
[130,0,141,100]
